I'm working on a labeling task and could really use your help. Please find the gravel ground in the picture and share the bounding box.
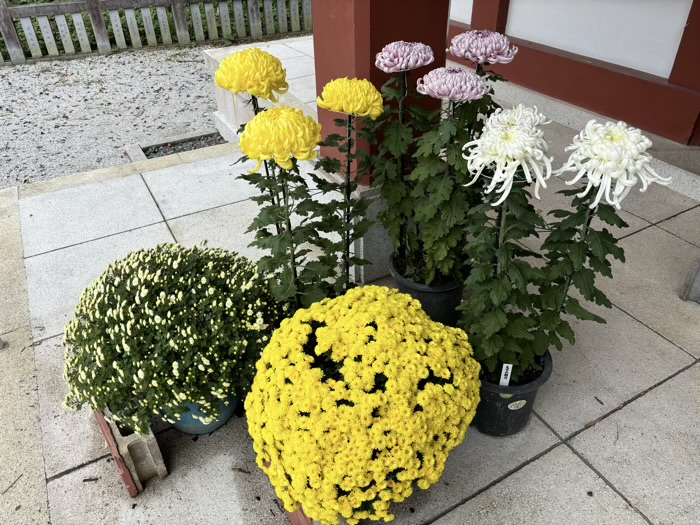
[0,45,224,189]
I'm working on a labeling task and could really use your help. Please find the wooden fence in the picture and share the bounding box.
[0,0,312,65]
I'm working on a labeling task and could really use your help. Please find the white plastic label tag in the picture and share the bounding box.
[499,364,513,387]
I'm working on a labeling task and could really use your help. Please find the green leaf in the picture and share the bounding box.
[490,277,510,306]
[568,243,587,271]
[564,297,606,323]
[572,268,596,300]
[596,204,628,228]
[504,315,536,341]
[479,309,508,338]
[556,320,576,345]
[410,156,444,182]
[383,120,413,158]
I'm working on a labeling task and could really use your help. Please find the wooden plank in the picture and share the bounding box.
[203,2,217,40]
[170,1,190,44]
[0,0,26,64]
[19,17,42,58]
[276,0,287,33]
[85,0,111,54]
[262,0,273,35]
[189,3,204,41]
[218,1,230,39]
[155,6,172,44]
[301,0,310,31]
[140,7,157,46]
[54,14,75,54]
[71,13,91,53]
[102,0,171,9]
[288,0,299,32]
[247,0,261,39]
[9,1,86,18]
[124,8,142,47]
[108,10,127,48]
[231,0,245,38]
[36,16,58,56]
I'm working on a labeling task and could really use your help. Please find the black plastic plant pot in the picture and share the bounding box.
[474,351,553,436]
[388,257,464,327]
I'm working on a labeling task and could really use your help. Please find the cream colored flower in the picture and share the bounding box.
[556,120,671,208]
[463,105,553,205]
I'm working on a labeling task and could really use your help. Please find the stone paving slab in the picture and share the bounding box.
[168,199,265,261]
[534,301,694,438]
[432,445,648,525]
[391,418,559,525]
[142,155,260,220]
[46,422,287,525]
[24,223,174,341]
[282,55,316,80]
[601,226,700,358]
[289,75,320,105]
[284,37,314,57]
[0,187,30,336]
[656,206,700,248]
[19,175,163,257]
[571,364,700,525]
[0,327,49,525]
[620,183,698,224]
[35,336,108,479]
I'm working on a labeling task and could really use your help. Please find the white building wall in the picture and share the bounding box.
[450,0,474,25]
[505,0,693,78]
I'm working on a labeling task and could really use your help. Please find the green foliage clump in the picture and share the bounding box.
[63,243,285,434]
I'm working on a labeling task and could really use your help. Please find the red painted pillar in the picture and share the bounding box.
[312,0,451,167]
[471,0,511,32]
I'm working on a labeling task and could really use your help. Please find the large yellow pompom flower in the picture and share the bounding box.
[317,78,384,120]
[245,286,481,525]
[215,48,289,102]
[240,107,322,172]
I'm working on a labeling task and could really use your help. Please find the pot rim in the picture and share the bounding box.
[480,351,553,395]
[388,255,462,293]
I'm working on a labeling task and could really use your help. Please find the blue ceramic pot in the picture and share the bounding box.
[171,395,239,435]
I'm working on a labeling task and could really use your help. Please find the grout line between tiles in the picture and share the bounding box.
[610,304,697,359]
[165,196,256,223]
[563,443,655,525]
[23,221,166,260]
[139,174,177,243]
[421,442,565,525]
[45,453,111,484]
[561,359,698,444]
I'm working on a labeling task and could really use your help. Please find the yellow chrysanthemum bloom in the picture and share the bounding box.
[245,286,481,525]
[317,78,384,120]
[215,48,289,102]
[240,107,322,172]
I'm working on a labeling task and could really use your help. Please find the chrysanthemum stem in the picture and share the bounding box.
[496,200,508,276]
[280,169,300,309]
[251,95,282,236]
[557,204,596,313]
[398,70,409,265]
[343,115,355,292]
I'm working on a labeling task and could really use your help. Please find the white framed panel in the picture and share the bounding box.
[506,0,694,78]
[450,0,474,25]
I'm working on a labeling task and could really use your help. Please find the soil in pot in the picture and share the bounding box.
[388,256,464,327]
[474,352,553,436]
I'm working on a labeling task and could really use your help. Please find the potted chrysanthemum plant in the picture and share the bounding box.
[245,286,481,525]
[215,48,290,235]
[459,108,672,436]
[370,31,516,326]
[63,244,285,435]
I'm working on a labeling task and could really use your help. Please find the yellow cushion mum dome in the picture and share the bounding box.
[240,107,322,172]
[317,77,384,120]
[215,48,289,102]
[245,286,480,525]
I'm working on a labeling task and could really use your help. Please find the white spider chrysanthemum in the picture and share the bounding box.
[556,120,671,209]
[463,105,553,206]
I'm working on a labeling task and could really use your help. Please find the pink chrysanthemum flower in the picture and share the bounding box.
[416,67,488,102]
[449,30,518,65]
[375,41,435,73]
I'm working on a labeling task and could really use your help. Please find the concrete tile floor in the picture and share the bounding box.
[2,35,700,525]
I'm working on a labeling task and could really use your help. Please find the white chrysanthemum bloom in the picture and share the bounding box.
[556,120,672,209]
[463,105,553,205]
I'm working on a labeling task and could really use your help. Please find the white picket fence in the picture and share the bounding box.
[0,0,312,65]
